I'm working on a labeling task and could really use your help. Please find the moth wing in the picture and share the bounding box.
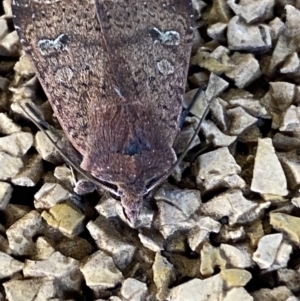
[94,0,194,144]
[12,0,117,155]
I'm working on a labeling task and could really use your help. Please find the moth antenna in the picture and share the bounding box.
[20,102,120,196]
[145,86,212,194]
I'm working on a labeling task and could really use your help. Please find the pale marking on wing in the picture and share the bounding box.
[33,0,61,3]
[38,34,69,56]
[157,59,174,76]
[114,87,123,97]
[152,27,180,46]
[55,67,74,84]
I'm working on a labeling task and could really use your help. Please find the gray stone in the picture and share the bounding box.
[0,19,8,41]
[285,5,300,38]
[12,154,43,187]
[253,233,283,269]
[251,138,288,196]
[6,210,43,256]
[223,287,254,301]
[227,0,274,23]
[252,286,295,301]
[280,52,299,74]
[227,107,258,135]
[201,120,236,147]
[153,252,176,301]
[280,105,300,132]
[270,81,295,111]
[201,189,270,226]
[0,251,24,279]
[227,16,272,51]
[0,132,33,157]
[207,22,227,42]
[188,217,221,251]
[34,183,72,209]
[155,185,201,237]
[4,279,57,301]
[269,17,285,40]
[34,130,63,164]
[183,73,229,118]
[225,53,261,88]
[167,274,223,301]
[0,152,23,180]
[120,278,148,301]
[80,250,124,292]
[0,31,21,56]
[0,181,12,210]
[228,98,268,118]
[220,244,253,268]
[86,217,136,270]
[193,147,245,191]
[24,251,82,294]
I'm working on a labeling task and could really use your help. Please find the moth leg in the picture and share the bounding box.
[180,84,206,128]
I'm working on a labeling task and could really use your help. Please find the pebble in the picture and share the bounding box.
[200,243,226,276]
[34,130,63,164]
[227,107,258,135]
[188,217,221,251]
[252,286,296,301]
[12,154,43,187]
[227,16,272,51]
[0,132,33,157]
[224,287,254,301]
[34,183,72,209]
[220,243,253,269]
[0,19,8,41]
[167,274,223,301]
[225,53,261,88]
[280,105,300,132]
[153,252,176,301]
[41,201,85,238]
[201,189,268,225]
[227,0,274,23]
[251,138,288,197]
[221,268,252,287]
[0,31,21,56]
[0,113,21,134]
[285,5,300,38]
[23,251,82,292]
[253,233,283,269]
[201,120,236,147]
[6,210,43,256]
[155,185,201,237]
[0,181,12,210]
[120,278,148,301]
[193,147,245,191]
[0,251,24,279]
[86,217,137,270]
[80,250,124,293]
[270,212,300,245]
[4,279,56,301]
[0,152,23,180]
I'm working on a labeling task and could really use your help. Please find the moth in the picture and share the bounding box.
[12,0,194,223]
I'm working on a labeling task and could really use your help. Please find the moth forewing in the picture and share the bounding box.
[12,0,194,223]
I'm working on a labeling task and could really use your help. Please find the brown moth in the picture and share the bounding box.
[12,0,194,223]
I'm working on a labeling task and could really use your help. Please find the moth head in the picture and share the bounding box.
[118,184,145,224]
